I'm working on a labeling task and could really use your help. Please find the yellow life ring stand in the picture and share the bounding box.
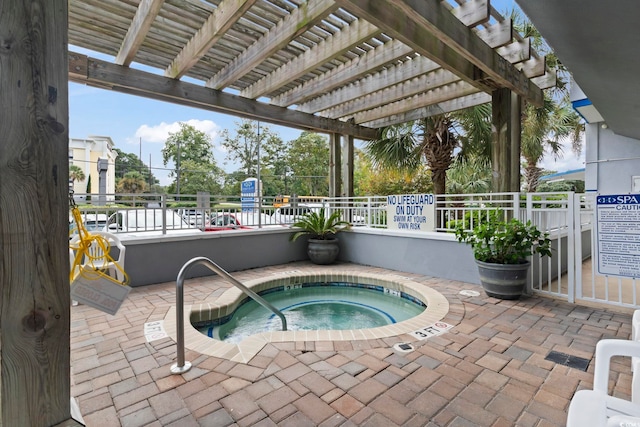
[68,193,129,286]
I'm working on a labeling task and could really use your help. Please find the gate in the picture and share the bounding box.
[527,192,639,308]
[572,194,640,308]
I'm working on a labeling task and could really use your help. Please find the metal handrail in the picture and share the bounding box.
[171,256,287,374]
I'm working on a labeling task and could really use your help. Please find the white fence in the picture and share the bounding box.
[70,191,637,308]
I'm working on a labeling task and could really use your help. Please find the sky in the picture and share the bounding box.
[69,82,304,186]
[68,0,585,187]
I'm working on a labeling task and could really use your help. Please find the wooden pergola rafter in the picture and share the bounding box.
[67,0,556,196]
[69,0,553,133]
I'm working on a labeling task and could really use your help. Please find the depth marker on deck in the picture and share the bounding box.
[410,322,453,340]
[144,321,168,342]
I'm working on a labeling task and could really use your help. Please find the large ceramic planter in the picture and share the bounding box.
[307,238,340,265]
[475,259,531,300]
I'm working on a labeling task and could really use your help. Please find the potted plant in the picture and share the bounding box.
[455,212,552,299]
[290,208,350,265]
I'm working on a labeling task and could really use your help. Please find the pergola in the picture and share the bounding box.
[1,0,553,424]
[67,0,554,194]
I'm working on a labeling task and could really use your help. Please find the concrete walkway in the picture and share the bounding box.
[70,262,634,426]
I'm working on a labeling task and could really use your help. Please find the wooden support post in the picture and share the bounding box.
[510,92,522,192]
[329,133,342,198]
[0,0,77,425]
[341,134,354,198]
[491,88,512,193]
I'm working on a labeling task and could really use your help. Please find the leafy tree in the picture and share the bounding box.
[162,123,223,195]
[261,132,290,195]
[116,171,147,193]
[355,151,433,196]
[221,120,283,177]
[166,159,222,195]
[287,132,329,196]
[453,103,493,161]
[69,165,85,184]
[114,148,158,186]
[86,175,92,201]
[536,179,584,193]
[220,171,245,196]
[259,169,287,198]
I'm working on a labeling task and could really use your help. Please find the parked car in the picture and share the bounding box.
[205,212,283,231]
[69,213,109,238]
[272,205,313,224]
[104,209,200,235]
[176,208,207,227]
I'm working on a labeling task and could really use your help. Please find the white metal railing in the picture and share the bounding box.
[69,193,292,236]
[69,192,570,235]
[325,196,387,228]
[434,192,522,232]
[71,191,640,308]
[69,193,391,235]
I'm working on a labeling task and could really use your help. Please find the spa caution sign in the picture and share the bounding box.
[386,194,435,232]
[596,194,640,278]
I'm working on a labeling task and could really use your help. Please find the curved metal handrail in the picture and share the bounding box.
[171,256,287,374]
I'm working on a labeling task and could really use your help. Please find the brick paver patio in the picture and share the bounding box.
[70,262,634,426]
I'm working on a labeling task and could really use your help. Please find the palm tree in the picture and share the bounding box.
[116,171,147,194]
[69,165,85,184]
[521,94,583,191]
[446,155,492,194]
[512,9,584,191]
[366,106,491,195]
[366,116,456,195]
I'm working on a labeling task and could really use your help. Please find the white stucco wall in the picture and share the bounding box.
[585,123,640,194]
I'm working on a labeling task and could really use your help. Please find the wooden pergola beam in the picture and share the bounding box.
[449,0,490,27]
[241,16,380,99]
[115,0,165,66]
[165,0,256,79]
[361,92,491,128]
[350,81,480,124]
[318,68,461,119]
[474,19,512,48]
[337,0,544,107]
[69,53,379,140]
[532,68,557,89]
[298,55,442,114]
[497,38,531,64]
[206,0,339,90]
[271,39,414,108]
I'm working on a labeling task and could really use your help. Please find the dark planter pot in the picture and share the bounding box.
[475,259,531,300]
[307,238,340,265]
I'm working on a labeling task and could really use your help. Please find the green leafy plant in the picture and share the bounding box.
[454,211,552,264]
[290,208,350,241]
[446,208,503,231]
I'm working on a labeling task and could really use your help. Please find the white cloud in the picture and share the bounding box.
[126,119,220,146]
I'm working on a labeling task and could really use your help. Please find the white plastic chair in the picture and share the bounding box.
[70,231,126,283]
[567,339,640,426]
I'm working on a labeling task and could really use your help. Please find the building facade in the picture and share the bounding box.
[69,135,118,202]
